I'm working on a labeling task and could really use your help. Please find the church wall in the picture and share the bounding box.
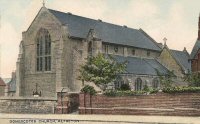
[61,37,84,92]
[120,74,160,90]
[20,8,63,97]
[23,73,56,97]
[158,48,183,77]
[127,47,160,58]
[102,43,160,58]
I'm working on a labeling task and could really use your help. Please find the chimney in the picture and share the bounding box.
[183,47,187,52]
[198,13,200,40]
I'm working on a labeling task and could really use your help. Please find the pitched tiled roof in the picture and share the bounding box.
[170,50,191,73]
[0,77,6,86]
[48,9,161,51]
[113,55,169,75]
[190,40,200,59]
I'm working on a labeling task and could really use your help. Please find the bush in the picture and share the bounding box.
[81,85,96,95]
[162,87,200,93]
[104,90,146,97]
[149,89,159,94]
[143,85,150,92]
[120,84,131,91]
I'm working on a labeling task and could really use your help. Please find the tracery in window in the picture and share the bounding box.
[36,28,51,72]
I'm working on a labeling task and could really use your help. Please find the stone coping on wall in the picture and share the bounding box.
[79,107,200,111]
[0,97,57,101]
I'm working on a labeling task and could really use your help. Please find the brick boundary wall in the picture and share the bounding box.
[79,93,200,116]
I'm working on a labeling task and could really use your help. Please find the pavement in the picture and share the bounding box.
[0,114,200,124]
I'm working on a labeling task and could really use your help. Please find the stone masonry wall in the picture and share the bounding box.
[20,7,64,97]
[159,48,183,77]
[0,97,56,114]
[102,43,160,58]
[79,93,200,116]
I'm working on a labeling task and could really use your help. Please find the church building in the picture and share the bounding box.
[15,6,191,98]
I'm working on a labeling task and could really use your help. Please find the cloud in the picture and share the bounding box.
[145,2,196,52]
[0,21,20,78]
[49,0,107,20]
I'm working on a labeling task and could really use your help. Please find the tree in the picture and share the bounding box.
[78,54,127,90]
[184,73,200,87]
[156,69,175,88]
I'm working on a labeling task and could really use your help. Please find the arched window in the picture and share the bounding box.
[152,78,159,89]
[88,41,92,56]
[114,76,124,89]
[36,28,51,72]
[135,78,142,91]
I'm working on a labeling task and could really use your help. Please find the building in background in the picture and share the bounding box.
[5,72,16,96]
[0,77,6,96]
[190,15,200,73]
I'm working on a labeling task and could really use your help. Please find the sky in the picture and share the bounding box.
[0,0,200,78]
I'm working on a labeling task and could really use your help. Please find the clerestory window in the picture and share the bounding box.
[36,28,51,72]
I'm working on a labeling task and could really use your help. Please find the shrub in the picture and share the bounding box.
[120,84,131,91]
[143,85,150,92]
[149,89,159,94]
[162,87,200,93]
[104,90,146,97]
[81,85,96,95]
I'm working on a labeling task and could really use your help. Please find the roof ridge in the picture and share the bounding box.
[139,29,161,50]
[48,8,138,31]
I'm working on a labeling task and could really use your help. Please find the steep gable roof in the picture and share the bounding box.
[170,50,191,73]
[113,55,169,75]
[0,78,6,86]
[48,9,161,51]
[190,40,200,59]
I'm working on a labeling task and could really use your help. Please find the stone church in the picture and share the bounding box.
[15,6,191,98]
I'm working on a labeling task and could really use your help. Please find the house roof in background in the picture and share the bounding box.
[0,78,6,86]
[170,50,191,73]
[2,78,11,84]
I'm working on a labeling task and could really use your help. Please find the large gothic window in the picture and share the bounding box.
[135,78,142,91]
[36,28,51,72]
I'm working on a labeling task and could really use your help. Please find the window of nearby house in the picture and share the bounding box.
[132,49,135,55]
[36,28,51,72]
[152,78,159,89]
[147,50,150,56]
[114,46,118,53]
[135,78,142,91]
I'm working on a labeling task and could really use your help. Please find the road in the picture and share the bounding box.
[0,113,200,124]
